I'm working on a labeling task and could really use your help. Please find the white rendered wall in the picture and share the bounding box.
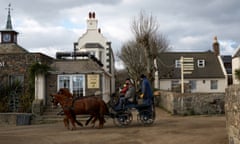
[232,57,240,84]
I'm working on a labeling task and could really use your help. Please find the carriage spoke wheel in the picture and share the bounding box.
[137,109,155,126]
[113,110,133,127]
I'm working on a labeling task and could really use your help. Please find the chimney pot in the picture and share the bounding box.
[213,36,220,56]
[89,12,92,18]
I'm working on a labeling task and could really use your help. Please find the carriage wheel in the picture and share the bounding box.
[109,96,119,109]
[113,110,133,127]
[137,109,155,126]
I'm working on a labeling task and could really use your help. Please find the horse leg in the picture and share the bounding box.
[98,115,104,129]
[63,116,70,130]
[90,115,98,128]
[85,115,94,126]
[69,107,83,127]
[70,117,77,130]
[72,113,83,127]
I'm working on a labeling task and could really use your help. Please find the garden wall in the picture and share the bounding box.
[225,84,240,144]
[154,91,225,115]
[0,113,32,126]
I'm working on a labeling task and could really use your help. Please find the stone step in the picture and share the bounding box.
[40,104,110,124]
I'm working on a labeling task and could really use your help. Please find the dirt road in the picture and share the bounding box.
[0,108,227,144]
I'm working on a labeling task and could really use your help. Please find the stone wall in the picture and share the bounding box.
[225,84,240,144]
[0,113,32,126]
[155,91,225,115]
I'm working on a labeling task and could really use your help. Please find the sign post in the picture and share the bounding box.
[180,56,194,93]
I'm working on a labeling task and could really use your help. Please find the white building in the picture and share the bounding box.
[156,37,228,93]
[73,12,115,95]
[232,47,240,84]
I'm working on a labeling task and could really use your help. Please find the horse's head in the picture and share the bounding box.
[58,88,73,98]
[51,92,73,109]
[50,93,62,108]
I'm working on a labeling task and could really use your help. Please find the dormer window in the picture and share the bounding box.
[175,60,181,68]
[197,59,205,68]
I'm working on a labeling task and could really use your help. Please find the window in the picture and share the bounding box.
[89,51,95,56]
[58,75,85,97]
[175,60,181,68]
[210,80,218,90]
[197,59,205,68]
[171,80,179,89]
[72,75,84,97]
[189,80,196,90]
[8,75,24,112]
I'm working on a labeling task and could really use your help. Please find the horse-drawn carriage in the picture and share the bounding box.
[51,88,155,130]
[108,93,156,127]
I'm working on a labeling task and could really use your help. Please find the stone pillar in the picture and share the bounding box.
[32,74,45,115]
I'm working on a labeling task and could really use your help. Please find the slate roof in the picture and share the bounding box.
[51,58,103,74]
[0,43,28,53]
[221,55,232,74]
[158,52,225,79]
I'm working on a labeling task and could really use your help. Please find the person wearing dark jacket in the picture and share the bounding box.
[140,74,153,105]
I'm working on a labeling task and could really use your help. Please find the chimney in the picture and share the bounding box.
[89,12,92,18]
[213,36,220,56]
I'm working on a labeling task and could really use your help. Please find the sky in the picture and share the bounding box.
[0,0,239,68]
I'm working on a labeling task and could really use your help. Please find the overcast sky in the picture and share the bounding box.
[0,0,239,65]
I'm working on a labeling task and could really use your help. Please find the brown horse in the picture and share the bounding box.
[57,88,107,127]
[51,93,83,130]
[51,90,108,130]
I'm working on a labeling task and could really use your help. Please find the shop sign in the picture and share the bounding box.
[87,74,99,89]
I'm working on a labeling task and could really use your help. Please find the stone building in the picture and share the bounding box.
[45,12,116,104]
[0,6,53,112]
[0,7,115,114]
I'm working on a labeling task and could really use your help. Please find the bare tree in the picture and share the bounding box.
[118,40,146,86]
[131,10,168,86]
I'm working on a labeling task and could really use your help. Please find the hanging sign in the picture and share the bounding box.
[87,74,100,89]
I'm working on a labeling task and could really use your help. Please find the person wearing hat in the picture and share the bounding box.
[140,74,153,105]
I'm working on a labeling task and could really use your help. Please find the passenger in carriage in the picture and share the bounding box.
[125,79,136,104]
[117,78,136,109]
[119,81,129,97]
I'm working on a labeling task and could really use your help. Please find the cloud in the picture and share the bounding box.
[0,0,239,60]
[219,40,238,56]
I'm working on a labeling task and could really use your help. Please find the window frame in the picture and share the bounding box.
[210,80,218,90]
[175,60,181,68]
[57,74,85,97]
[197,59,205,68]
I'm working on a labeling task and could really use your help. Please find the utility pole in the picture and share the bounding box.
[180,56,194,93]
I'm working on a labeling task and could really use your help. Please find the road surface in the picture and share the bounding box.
[0,108,227,144]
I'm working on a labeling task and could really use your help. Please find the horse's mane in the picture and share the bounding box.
[58,88,73,98]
